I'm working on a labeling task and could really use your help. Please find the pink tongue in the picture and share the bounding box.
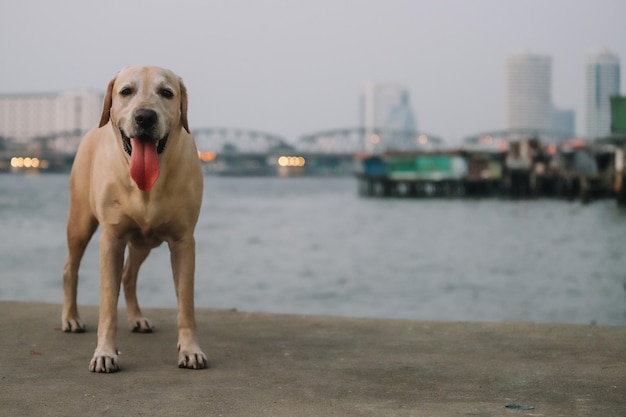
[130,138,160,191]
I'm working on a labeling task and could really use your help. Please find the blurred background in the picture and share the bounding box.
[1,0,625,326]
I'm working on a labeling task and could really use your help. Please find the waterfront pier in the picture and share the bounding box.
[357,134,624,202]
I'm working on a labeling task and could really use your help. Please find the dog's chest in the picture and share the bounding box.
[127,201,171,235]
[102,193,178,244]
[124,212,176,248]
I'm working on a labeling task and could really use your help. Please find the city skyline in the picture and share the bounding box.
[1,1,625,143]
[0,47,620,151]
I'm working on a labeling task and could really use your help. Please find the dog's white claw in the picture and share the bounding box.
[89,353,120,373]
[62,317,86,333]
[130,318,154,333]
[178,349,209,370]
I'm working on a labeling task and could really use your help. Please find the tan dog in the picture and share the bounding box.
[61,66,208,372]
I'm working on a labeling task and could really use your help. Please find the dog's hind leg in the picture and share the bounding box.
[123,245,154,332]
[62,208,98,333]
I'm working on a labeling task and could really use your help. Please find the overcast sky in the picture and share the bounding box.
[1,0,624,143]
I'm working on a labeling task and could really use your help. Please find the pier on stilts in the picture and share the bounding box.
[357,135,624,202]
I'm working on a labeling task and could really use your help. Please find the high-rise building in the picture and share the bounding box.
[360,82,417,132]
[585,49,620,139]
[0,89,102,153]
[507,53,552,132]
[360,82,417,152]
[552,107,575,138]
[385,91,417,133]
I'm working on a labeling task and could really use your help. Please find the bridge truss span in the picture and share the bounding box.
[192,127,292,154]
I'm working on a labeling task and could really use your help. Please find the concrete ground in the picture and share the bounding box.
[0,301,624,416]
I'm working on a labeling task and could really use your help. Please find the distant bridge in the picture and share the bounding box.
[14,126,447,156]
[192,127,446,175]
[191,127,292,154]
[2,126,448,175]
[192,126,446,155]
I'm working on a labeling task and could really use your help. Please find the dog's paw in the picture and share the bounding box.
[177,345,209,370]
[61,316,86,333]
[129,317,154,333]
[89,350,120,373]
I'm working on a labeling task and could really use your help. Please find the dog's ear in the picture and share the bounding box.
[99,76,116,128]
[179,77,190,133]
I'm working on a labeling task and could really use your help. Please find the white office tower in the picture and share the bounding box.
[585,49,620,139]
[507,53,552,132]
[0,90,102,153]
[360,82,417,151]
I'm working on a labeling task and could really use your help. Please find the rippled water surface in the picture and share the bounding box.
[1,174,625,326]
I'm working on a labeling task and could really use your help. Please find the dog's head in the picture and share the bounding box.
[98,66,189,191]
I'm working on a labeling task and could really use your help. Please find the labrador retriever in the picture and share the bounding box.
[61,66,208,372]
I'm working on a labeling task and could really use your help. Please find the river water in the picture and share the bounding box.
[1,174,625,326]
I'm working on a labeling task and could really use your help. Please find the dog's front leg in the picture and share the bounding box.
[89,230,125,373]
[169,236,208,369]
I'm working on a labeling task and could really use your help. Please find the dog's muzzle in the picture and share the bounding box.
[121,130,168,156]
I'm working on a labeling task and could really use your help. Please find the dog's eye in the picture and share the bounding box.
[159,88,174,99]
[120,87,133,97]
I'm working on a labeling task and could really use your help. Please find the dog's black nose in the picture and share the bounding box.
[134,108,158,126]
